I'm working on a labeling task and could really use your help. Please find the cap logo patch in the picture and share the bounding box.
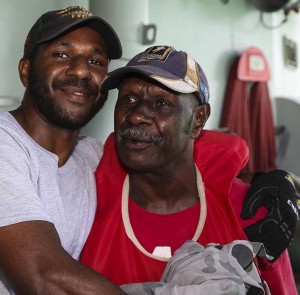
[139,46,173,62]
[57,6,93,19]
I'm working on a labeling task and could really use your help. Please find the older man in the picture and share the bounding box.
[81,45,298,295]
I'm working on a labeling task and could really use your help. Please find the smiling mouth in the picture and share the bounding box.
[73,91,86,96]
[61,87,92,104]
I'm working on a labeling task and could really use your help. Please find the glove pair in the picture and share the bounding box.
[241,170,299,262]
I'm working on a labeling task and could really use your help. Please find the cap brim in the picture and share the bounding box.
[101,65,197,94]
[40,16,122,60]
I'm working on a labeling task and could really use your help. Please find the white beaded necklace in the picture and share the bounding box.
[121,165,207,262]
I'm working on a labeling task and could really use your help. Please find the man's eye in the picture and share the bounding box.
[123,96,137,105]
[53,52,69,59]
[89,59,100,65]
[153,100,171,108]
[89,58,108,67]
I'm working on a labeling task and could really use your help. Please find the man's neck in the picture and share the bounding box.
[128,164,199,214]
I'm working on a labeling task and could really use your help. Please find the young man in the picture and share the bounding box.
[0,6,125,294]
[81,45,298,294]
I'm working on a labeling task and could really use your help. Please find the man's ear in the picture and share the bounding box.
[191,103,211,139]
[18,58,30,87]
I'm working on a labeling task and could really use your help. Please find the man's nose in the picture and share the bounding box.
[65,56,92,80]
[125,103,153,125]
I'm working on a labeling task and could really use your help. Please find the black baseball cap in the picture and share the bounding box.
[102,45,209,103]
[23,6,122,60]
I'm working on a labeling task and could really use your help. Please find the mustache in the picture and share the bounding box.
[53,77,98,96]
[118,127,163,145]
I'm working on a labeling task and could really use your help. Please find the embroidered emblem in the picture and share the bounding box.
[139,46,173,62]
[57,6,93,19]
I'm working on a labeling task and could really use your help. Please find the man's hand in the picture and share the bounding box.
[241,170,299,262]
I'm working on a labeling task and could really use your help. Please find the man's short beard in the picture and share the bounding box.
[27,65,107,130]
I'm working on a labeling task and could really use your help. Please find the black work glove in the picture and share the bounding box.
[241,170,299,262]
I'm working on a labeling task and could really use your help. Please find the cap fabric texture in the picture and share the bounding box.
[101,45,209,103]
[23,6,122,60]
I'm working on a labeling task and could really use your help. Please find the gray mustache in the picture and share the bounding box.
[118,128,163,144]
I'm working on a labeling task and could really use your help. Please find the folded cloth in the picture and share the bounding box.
[121,240,271,295]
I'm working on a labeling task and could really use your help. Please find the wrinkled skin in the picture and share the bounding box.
[114,76,210,176]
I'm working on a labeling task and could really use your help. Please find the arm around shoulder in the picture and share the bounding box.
[0,220,125,294]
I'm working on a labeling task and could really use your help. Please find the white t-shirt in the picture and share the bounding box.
[0,111,103,294]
